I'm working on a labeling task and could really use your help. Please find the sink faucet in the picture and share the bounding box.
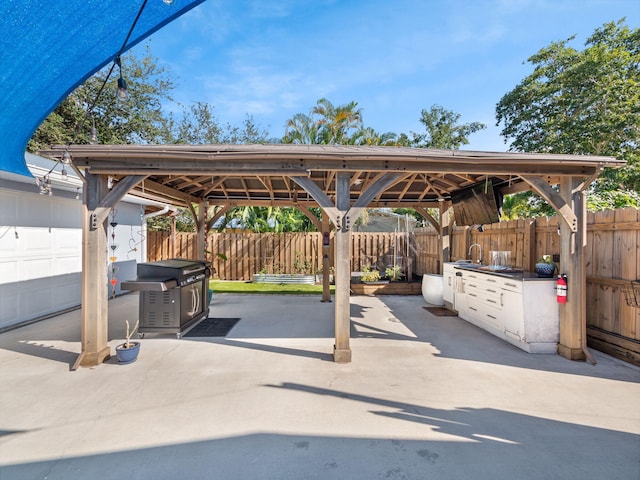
[468,244,482,264]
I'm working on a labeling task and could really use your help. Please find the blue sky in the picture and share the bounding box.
[144,0,639,151]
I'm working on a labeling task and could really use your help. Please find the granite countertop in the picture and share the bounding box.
[452,264,555,281]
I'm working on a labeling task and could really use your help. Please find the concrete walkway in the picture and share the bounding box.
[0,293,638,480]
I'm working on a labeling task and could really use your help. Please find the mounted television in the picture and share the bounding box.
[451,180,502,226]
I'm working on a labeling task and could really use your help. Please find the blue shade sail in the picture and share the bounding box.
[0,0,205,176]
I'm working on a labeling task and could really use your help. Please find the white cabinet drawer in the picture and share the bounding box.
[466,288,500,306]
[498,278,523,293]
[467,298,501,330]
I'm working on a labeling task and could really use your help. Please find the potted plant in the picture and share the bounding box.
[385,265,402,282]
[115,319,141,364]
[361,265,383,283]
[535,255,557,278]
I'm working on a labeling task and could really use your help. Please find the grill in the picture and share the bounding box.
[121,259,210,338]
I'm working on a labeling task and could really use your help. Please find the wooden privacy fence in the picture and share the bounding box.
[147,231,420,279]
[147,208,639,365]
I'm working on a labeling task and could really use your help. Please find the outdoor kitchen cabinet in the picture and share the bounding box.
[455,267,559,353]
[443,263,456,307]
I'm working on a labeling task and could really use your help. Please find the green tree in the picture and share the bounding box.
[283,98,403,146]
[170,101,222,144]
[313,98,363,144]
[282,113,318,144]
[500,192,556,220]
[411,105,486,149]
[169,102,269,144]
[29,45,175,151]
[496,19,640,211]
[215,206,320,233]
[349,127,407,146]
[283,98,364,144]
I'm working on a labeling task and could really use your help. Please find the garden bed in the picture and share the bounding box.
[252,274,316,285]
[350,281,422,295]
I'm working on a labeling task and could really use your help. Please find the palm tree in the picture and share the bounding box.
[349,127,402,146]
[313,98,363,144]
[283,98,364,145]
[283,113,319,144]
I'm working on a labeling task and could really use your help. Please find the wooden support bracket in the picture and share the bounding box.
[349,173,404,223]
[296,204,323,231]
[521,175,578,232]
[414,206,441,234]
[89,175,146,229]
[206,205,233,232]
[572,168,602,194]
[186,200,200,231]
[292,177,340,227]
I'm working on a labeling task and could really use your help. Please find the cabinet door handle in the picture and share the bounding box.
[487,278,496,283]
[487,314,497,320]
[469,306,477,312]
[469,293,477,297]
[500,292,503,307]
[505,282,517,288]
[487,288,497,293]
[487,299,497,304]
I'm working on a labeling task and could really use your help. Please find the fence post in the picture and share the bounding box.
[464,226,472,263]
[321,213,332,302]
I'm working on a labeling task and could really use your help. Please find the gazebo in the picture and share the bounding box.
[41,143,624,366]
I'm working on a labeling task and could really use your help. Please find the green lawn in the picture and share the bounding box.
[209,280,336,295]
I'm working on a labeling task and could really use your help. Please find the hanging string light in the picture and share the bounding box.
[115,56,129,102]
[36,176,52,195]
[89,115,98,144]
[38,0,150,196]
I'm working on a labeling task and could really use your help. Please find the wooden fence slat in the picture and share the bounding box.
[615,209,639,339]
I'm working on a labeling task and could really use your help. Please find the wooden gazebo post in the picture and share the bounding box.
[557,177,593,362]
[333,172,352,363]
[74,172,111,369]
[522,174,595,363]
[73,173,146,369]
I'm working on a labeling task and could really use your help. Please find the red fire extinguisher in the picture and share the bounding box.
[557,274,568,303]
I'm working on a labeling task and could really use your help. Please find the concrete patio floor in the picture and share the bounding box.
[0,293,639,480]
